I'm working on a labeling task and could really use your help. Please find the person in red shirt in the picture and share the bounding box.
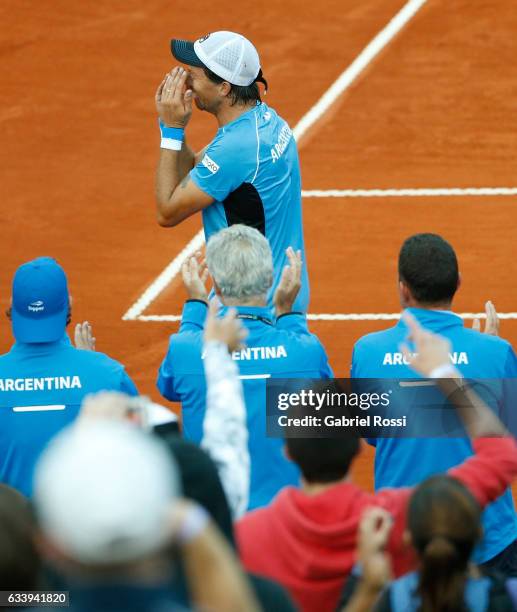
[236,313,517,612]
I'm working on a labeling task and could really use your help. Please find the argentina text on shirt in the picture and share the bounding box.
[0,376,82,392]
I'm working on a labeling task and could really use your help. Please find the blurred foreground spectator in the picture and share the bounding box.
[340,481,517,611]
[76,303,295,611]
[33,419,259,612]
[0,484,41,590]
[0,257,137,496]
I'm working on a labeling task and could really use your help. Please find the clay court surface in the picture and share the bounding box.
[2,0,517,490]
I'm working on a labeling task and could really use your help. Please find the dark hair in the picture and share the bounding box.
[284,380,360,483]
[408,475,482,612]
[203,66,268,106]
[0,485,41,589]
[398,233,459,305]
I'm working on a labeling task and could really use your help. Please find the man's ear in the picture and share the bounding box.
[456,273,462,293]
[219,81,232,98]
[399,280,412,305]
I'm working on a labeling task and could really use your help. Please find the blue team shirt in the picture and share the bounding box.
[351,308,517,562]
[0,335,138,496]
[157,301,332,510]
[190,102,309,313]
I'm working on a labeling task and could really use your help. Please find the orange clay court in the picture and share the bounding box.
[2,0,517,493]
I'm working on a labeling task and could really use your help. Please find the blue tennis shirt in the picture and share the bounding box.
[157,301,332,510]
[351,307,517,563]
[0,336,138,496]
[190,102,309,313]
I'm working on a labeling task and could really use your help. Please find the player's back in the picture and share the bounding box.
[194,102,309,312]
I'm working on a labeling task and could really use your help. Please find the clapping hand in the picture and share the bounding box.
[182,252,209,302]
[274,247,302,317]
[472,300,499,336]
[74,321,96,351]
[357,507,393,592]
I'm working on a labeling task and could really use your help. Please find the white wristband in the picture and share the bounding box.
[429,364,459,379]
[159,121,184,151]
[160,137,183,151]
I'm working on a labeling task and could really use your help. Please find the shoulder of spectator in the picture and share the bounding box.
[69,346,125,370]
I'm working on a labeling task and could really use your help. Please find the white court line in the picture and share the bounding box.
[135,313,517,323]
[122,230,204,320]
[293,0,428,141]
[123,0,428,322]
[302,187,517,198]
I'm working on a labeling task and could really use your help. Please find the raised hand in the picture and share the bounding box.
[74,321,96,351]
[273,247,302,317]
[472,300,499,336]
[181,252,209,302]
[155,67,193,128]
[356,507,393,592]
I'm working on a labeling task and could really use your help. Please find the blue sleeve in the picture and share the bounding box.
[350,345,359,378]
[190,136,249,202]
[120,370,138,396]
[504,345,517,377]
[318,344,333,378]
[179,300,208,333]
[156,342,180,402]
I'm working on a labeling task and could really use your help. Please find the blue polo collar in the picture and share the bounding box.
[220,305,273,325]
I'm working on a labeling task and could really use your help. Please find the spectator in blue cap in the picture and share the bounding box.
[0,256,138,496]
[10,256,71,343]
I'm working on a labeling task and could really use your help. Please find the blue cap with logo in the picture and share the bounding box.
[11,257,69,343]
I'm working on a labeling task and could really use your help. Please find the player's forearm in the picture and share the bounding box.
[155,145,195,209]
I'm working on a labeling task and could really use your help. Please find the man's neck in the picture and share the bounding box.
[404,301,453,311]
[215,101,257,128]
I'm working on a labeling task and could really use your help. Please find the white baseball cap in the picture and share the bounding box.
[171,31,263,87]
[34,421,180,565]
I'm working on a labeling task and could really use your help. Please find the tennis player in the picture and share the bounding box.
[154,31,309,312]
